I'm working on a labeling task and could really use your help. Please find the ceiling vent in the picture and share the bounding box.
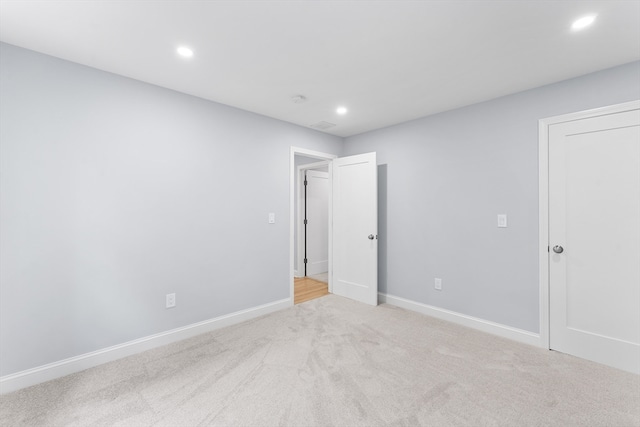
[310,121,336,130]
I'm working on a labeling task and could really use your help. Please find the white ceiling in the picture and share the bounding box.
[1,1,639,137]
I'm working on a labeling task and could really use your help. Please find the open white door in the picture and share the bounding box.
[332,152,378,306]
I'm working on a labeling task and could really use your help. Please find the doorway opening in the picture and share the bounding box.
[298,164,329,279]
[295,161,329,304]
[289,147,337,305]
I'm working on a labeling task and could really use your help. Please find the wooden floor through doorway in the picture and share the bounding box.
[294,277,329,304]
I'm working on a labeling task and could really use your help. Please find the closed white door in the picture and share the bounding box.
[549,106,640,374]
[332,152,378,306]
[305,170,329,276]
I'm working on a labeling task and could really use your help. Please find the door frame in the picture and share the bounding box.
[296,162,329,279]
[538,99,640,350]
[290,147,337,305]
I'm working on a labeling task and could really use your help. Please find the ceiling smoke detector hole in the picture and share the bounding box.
[291,95,307,104]
[310,121,336,130]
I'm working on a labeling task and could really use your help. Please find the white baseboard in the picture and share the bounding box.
[379,293,541,347]
[0,298,291,395]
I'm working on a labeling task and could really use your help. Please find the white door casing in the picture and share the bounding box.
[305,170,329,276]
[542,101,640,374]
[332,152,378,306]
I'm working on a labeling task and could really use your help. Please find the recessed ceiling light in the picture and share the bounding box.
[572,15,597,31]
[336,106,348,115]
[177,46,194,58]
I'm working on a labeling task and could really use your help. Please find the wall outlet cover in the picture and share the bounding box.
[166,293,176,308]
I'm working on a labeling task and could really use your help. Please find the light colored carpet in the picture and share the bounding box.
[1,294,639,426]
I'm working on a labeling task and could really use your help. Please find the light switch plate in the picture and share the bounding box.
[268,213,275,224]
[497,214,507,228]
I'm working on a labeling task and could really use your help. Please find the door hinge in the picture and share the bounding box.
[304,179,308,186]
[304,258,308,264]
[304,219,307,225]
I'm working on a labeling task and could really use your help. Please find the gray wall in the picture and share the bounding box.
[0,43,343,376]
[343,61,640,333]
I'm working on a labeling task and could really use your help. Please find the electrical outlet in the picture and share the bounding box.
[166,293,176,308]
[497,214,508,228]
[434,278,442,291]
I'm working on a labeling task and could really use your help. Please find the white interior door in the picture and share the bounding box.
[549,106,640,374]
[305,170,329,276]
[332,152,378,306]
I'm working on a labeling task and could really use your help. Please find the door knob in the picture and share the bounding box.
[368,234,375,240]
[553,245,564,254]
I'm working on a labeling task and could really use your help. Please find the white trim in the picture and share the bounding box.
[538,100,640,351]
[290,147,337,302]
[539,100,640,126]
[379,293,541,347]
[0,298,290,395]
